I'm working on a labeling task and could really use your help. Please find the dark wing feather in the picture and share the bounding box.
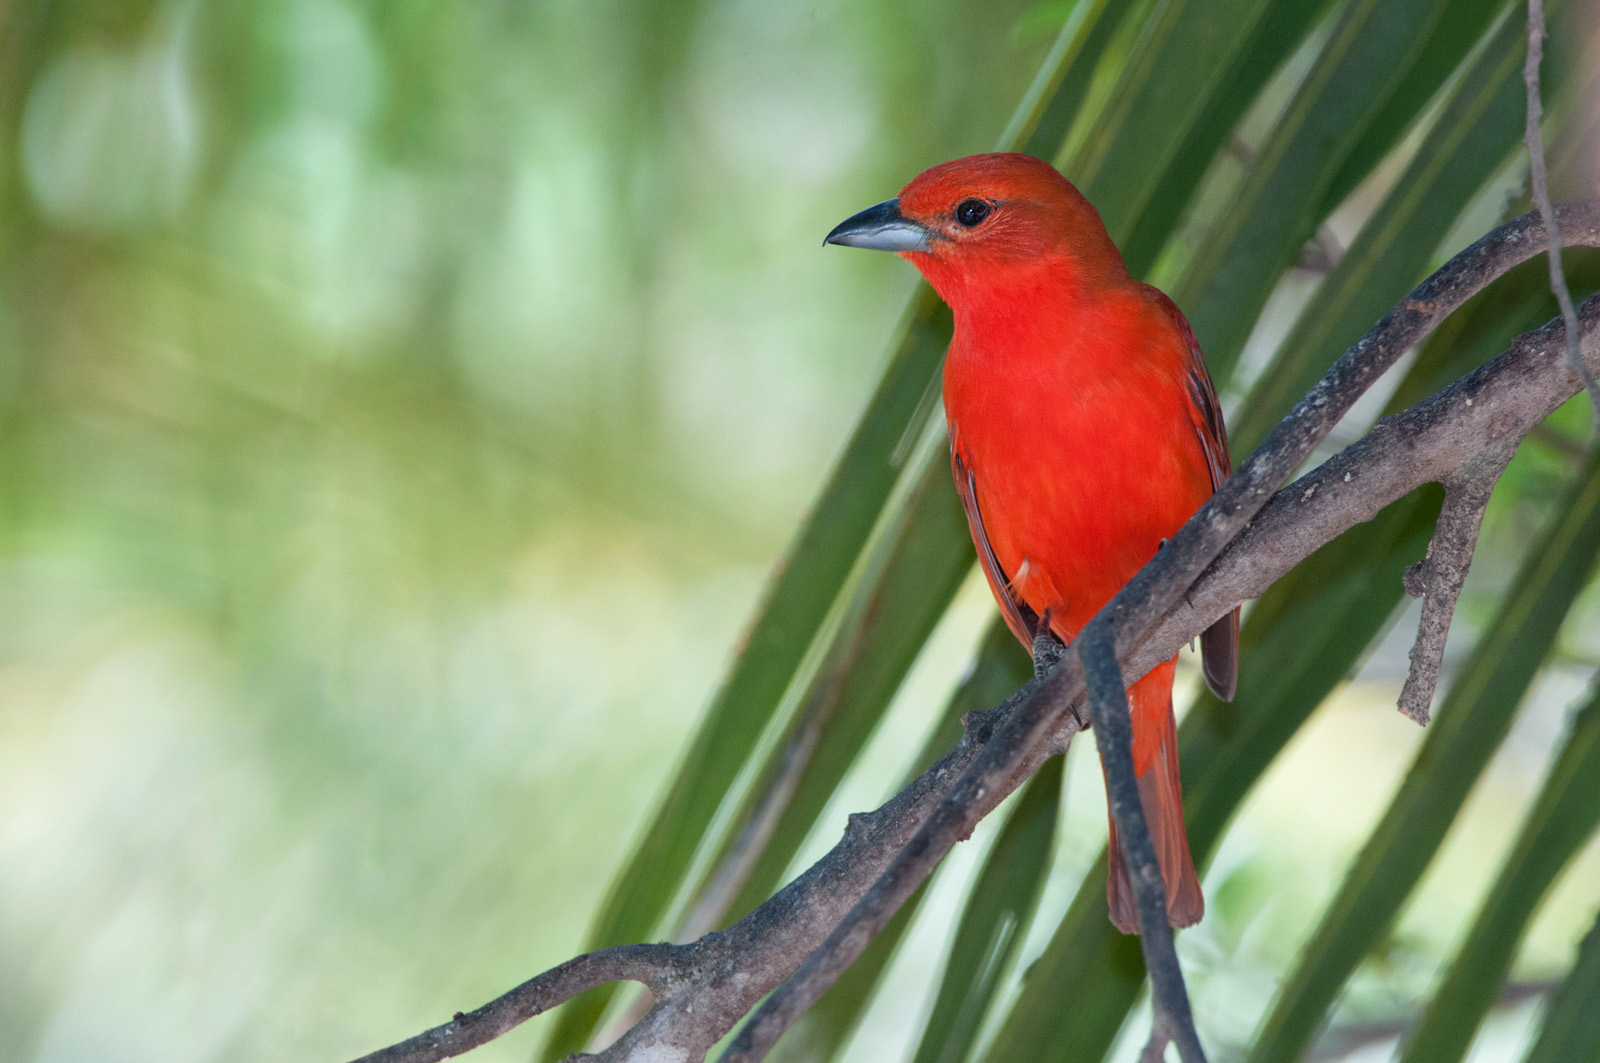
[951,445,1040,647]
[1152,289,1239,702]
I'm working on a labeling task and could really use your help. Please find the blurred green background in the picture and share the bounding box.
[3,2,1600,1063]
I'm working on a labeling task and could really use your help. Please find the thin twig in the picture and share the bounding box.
[1397,445,1514,723]
[1079,623,1205,1062]
[1525,0,1600,424]
[1298,222,1345,275]
[347,944,685,1063]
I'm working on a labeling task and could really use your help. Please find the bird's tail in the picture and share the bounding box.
[1103,658,1204,934]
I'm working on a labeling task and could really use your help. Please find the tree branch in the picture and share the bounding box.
[1397,444,1513,723]
[1080,624,1205,1063]
[346,200,1600,1063]
[347,944,686,1063]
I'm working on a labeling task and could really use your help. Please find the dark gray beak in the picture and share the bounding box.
[823,198,932,252]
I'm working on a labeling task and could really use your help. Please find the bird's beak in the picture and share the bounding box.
[823,198,932,252]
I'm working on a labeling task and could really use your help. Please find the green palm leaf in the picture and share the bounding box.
[713,452,976,926]
[909,754,1062,1063]
[1244,447,1600,1063]
[1174,0,1455,380]
[1398,680,1600,1062]
[543,289,955,1059]
[1229,0,1563,453]
[1117,0,1339,275]
[1522,907,1600,1063]
[773,620,1033,1061]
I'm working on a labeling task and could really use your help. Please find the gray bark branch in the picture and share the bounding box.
[347,944,685,1063]
[1080,624,1205,1063]
[1397,446,1513,723]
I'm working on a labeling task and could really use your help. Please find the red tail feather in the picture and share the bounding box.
[1104,660,1203,934]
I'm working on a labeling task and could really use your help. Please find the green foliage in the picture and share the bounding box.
[715,451,977,925]
[1172,0,1454,380]
[1230,0,1552,453]
[1118,0,1339,275]
[1069,0,1296,240]
[1399,681,1600,1062]
[1523,908,1600,1063]
[1247,450,1600,1063]
[910,755,1061,1063]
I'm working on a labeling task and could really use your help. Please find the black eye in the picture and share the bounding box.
[955,198,991,227]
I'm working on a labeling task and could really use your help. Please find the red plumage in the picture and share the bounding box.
[831,153,1237,932]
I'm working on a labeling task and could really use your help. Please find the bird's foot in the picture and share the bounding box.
[1032,610,1088,729]
[1031,609,1066,677]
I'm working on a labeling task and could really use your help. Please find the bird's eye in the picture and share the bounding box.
[955,198,992,227]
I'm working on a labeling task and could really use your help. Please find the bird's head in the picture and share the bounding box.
[824,152,1125,302]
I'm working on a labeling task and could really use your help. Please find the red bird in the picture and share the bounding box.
[826,153,1237,932]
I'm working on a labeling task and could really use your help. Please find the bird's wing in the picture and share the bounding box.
[1151,289,1240,702]
[951,443,1040,647]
